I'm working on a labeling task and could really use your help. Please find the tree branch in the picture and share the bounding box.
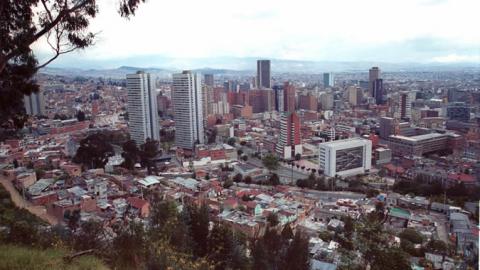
[41,0,54,22]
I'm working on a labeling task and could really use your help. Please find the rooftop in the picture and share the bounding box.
[390,132,445,142]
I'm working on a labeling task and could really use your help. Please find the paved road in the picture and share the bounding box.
[247,157,309,184]
[0,175,58,225]
[292,189,366,202]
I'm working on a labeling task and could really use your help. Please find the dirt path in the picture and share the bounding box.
[0,176,59,225]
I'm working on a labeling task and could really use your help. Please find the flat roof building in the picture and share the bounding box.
[386,132,452,156]
[319,138,372,177]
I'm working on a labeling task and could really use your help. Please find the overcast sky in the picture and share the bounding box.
[33,0,480,68]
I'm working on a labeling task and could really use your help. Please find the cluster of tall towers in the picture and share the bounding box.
[126,59,302,158]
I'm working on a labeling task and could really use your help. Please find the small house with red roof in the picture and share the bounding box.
[447,173,476,188]
[126,197,150,218]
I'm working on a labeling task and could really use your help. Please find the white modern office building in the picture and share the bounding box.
[172,70,205,150]
[24,89,45,116]
[319,138,372,177]
[126,71,159,146]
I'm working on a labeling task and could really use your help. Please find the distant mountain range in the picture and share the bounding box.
[40,56,480,79]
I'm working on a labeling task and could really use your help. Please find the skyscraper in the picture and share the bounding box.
[172,71,205,150]
[127,71,159,145]
[273,85,284,112]
[276,111,302,159]
[369,67,381,97]
[23,89,45,116]
[323,73,334,88]
[372,79,384,105]
[256,60,271,89]
[347,86,363,106]
[204,74,214,87]
[399,91,411,120]
[283,82,296,112]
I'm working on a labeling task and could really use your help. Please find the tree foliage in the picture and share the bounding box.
[139,138,160,175]
[262,154,279,171]
[0,0,145,130]
[73,133,114,169]
[121,139,138,170]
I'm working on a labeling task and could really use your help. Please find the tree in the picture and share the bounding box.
[76,110,86,122]
[111,220,147,269]
[399,228,423,244]
[269,173,280,186]
[370,248,410,270]
[139,138,159,175]
[207,223,236,270]
[343,216,354,237]
[241,155,248,162]
[244,176,252,184]
[121,139,139,171]
[191,204,210,257]
[73,133,114,169]
[73,220,106,252]
[237,149,243,156]
[262,154,279,171]
[252,240,270,270]
[283,231,310,270]
[262,228,284,269]
[426,239,448,255]
[223,179,233,188]
[65,209,81,231]
[295,153,302,160]
[267,213,279,227]
[0,0,145,130]
[281,224,294,240]
[227,137,236,146]
[149,199,178,233]
[233,173,243,183]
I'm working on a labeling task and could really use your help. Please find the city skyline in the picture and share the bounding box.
[32,0,480,69]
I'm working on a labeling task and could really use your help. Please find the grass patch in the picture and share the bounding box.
[0,244,109,270]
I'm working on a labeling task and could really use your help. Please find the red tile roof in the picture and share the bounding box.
[448,173,475,183]
[127,197,149,209]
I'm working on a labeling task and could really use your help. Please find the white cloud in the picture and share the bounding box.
[32,0,480,64]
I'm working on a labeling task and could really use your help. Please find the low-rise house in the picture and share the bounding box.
[327,219,345,232]
[126,197,150,218]
[15,172,37,189]
[138,176,161,189]
[387,207,411,228]
[27,178,55,197]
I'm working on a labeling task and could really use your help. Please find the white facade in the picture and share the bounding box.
[127,72,159,146]
[172,71,205,150]
[24,89,45,116]
[319,138,372,177]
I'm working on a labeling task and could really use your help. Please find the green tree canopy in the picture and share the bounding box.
[73,133,114,169]
[262,154,279,171]
[0,0,145,130]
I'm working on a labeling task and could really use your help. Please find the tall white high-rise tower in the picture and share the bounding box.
[172,70,205,150]
[127,71,159,145]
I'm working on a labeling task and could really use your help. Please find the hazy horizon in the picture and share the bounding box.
[32,0,480,70]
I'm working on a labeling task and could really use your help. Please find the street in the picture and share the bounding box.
[0,175,58,225]
[246,156,309,184]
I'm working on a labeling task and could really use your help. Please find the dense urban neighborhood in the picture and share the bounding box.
[1,59,479,269]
